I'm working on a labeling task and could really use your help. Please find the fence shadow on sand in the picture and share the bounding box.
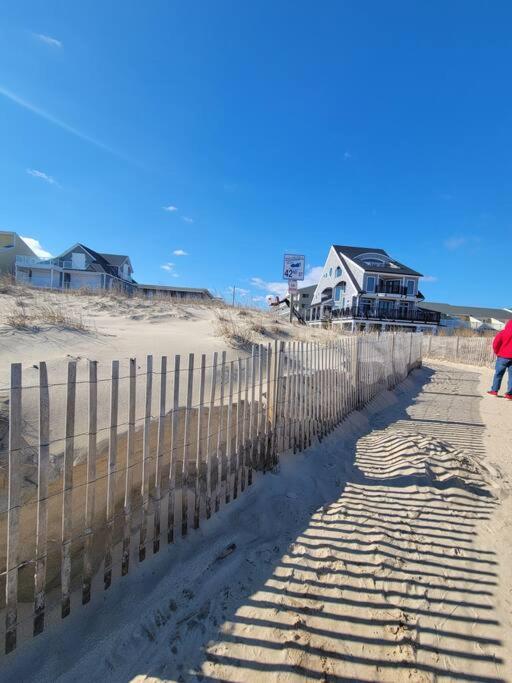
[119,364,505,683]
[0,363,505,682]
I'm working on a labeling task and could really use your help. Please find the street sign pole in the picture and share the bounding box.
[282,254,305,325]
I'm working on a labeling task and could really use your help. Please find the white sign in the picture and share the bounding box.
[288,280,298,293]
[283,253,305,281]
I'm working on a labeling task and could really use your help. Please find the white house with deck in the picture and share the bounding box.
[306,245,440,331]
[15,243,136,292]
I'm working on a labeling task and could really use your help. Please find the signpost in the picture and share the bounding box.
[283,254,305,322]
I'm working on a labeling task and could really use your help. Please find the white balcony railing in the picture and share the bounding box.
[15,255,73,269]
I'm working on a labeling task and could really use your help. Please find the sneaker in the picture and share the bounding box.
[505,394,512,400]
[487,390,498,396]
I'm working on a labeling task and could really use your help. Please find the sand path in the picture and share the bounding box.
[1,362,511,682]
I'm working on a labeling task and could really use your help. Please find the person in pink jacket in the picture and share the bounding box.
[487,320,512,398]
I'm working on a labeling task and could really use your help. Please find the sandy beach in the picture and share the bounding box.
[1,359,510,682]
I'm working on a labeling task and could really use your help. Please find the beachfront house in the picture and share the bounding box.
[15,243,136,292]
[418,302,512,332]
[0,231,38,275]
[307,245,440,332]
[274,284,316,321]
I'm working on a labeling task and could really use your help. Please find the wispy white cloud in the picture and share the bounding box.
[173,249,188,256]
[182,216,194,224]
[26,168,59,186]
[250,277,287,298]
[227,286,249,297]
[163,205,178,212]
[34,33,62,48]
[160,262,175,272]
[444,236,466,250]
[20,236,52,259]
[303,265,323,286]
[251,265,322,300]
[421,275,438,283]
[0,85,124,159]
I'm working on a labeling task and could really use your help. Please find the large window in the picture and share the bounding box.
[406,279,415,295]
[334,280,346,302]
[366,276,376,292]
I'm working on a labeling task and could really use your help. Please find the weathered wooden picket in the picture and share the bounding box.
[0,333,422,654]
[422,335,495,367]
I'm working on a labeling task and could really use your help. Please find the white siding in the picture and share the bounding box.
[311,248,361,307]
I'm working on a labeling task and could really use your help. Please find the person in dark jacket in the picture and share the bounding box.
[488,319,512,399]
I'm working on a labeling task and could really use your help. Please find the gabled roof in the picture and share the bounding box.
[297,284,317,295]
[334,249,362,293]
[99,253,131,267]
[419,302,512,321]
[54,243,135,281]
[333,245,422,277]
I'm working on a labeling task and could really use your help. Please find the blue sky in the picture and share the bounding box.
[1,1,511,307]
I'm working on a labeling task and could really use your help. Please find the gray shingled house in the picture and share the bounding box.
[15,242,136,292]
[307,245,440,331]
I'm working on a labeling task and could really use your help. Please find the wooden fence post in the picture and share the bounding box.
[104,360,119,589]
[121,358,135,576]
[167,354,180,543]
[34,362,49,636]
[153,356,167,552]
[139,355,153,561]
[182,353,194,536]
[194,354,206,529]
[225,361,234,504]
[61,361,77,618]
[5,363,22,653]
[215,351,227,510]
[205,352,218,518]
[268,340,283,467]
[234,356,243,498]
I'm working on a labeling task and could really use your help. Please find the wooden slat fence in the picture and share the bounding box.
[422,335,495,367]
[0,332,422,654]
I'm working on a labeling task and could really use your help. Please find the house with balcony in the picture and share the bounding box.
[306,245,440,331]
[15,243,136,292]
